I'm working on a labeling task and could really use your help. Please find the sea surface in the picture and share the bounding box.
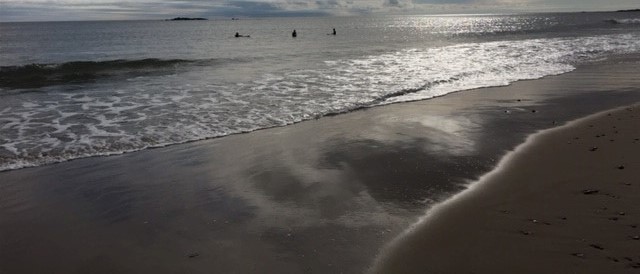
[1,12,640,171]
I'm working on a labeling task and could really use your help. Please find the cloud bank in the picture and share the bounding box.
[0,0,638,21]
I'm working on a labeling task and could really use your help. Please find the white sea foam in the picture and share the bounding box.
[610,18,640,24]
[1,33,640,171]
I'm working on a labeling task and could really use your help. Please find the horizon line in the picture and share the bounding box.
[0,9,636,23]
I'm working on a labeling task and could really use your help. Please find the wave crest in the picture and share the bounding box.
[604,18,640,24]
[0,58,192,89]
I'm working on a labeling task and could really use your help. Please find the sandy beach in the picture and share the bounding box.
[373,103,640,273]
[2,56,640,273]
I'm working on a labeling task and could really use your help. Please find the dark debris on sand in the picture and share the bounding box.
[582,189,599,195]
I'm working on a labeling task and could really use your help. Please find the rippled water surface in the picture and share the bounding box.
[1,12,640,171]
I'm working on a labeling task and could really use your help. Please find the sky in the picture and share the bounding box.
[0,0,638,22]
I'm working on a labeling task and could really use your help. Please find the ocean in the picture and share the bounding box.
[1,12,640,171]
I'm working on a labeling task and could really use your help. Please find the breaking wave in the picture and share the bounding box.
[604,18,640,25]
[0,59,194,89]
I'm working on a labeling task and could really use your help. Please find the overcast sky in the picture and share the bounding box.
[0,0,638,22]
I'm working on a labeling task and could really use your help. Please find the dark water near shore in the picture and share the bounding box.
[1,55,640,273]
[1,12,640,171]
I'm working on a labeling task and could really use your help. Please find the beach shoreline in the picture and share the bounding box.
[372,104,640,273]
[2,56,640,273]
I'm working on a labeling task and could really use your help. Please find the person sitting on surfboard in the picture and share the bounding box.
[332,28,336,35]
[292,30,297,38]
[234,32,249,38]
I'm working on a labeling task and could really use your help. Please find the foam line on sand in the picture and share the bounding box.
[371,103,640,273]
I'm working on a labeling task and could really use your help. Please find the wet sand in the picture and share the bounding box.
[372,104,640,273]
[1,56,640,273]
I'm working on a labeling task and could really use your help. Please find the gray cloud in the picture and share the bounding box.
[413,0,475,4]
[383,0,414,8]
[316,0,343,9]
[206,0,330,17]
[385,0,400,7]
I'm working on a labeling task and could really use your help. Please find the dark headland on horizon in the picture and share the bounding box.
[166,17,207,21]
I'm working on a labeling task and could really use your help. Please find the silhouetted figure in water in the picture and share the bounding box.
[235,32,240,37]
[332,28,336,35]
[234,32,249,38]
[292,29,297,38]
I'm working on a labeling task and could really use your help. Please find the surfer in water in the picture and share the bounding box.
[234,32,250,38]
[332,28,336,35]
[292,29,297,38]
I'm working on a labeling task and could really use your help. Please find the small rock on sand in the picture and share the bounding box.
[571,253,585,258]
[589,244,604,250]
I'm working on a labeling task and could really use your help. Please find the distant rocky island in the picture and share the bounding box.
[166,17,207,21]
[616,9,640,12]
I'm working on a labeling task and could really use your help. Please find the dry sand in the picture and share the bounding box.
[373,104,640,273]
